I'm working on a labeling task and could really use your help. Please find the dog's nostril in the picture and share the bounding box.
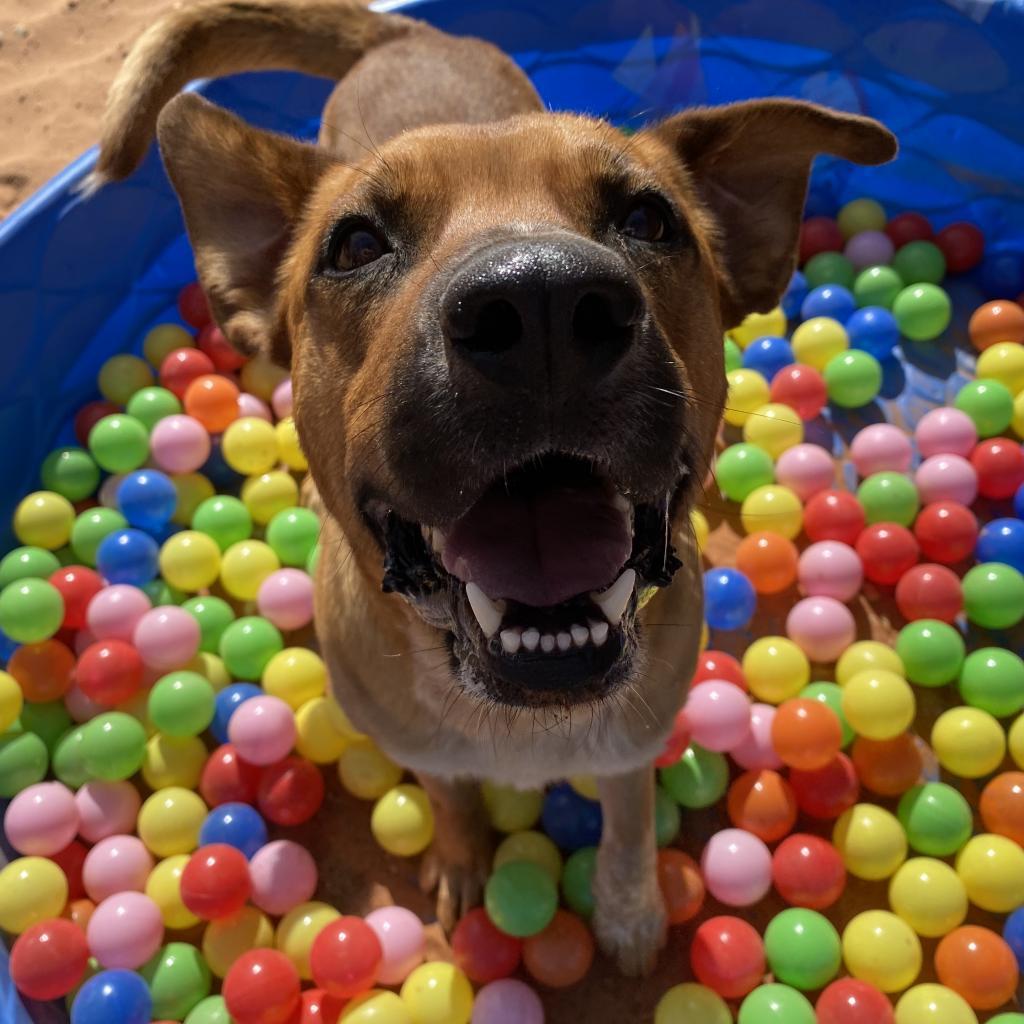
[572,292,635,353]
[453,298,523,356]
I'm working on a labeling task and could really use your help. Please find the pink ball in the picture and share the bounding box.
[915,453,978,505]
[83,835,153,902]
[729,703,782,771]
[849,423,913,477]
[249,839,318,916]
[683,681,751,752]
[64,682,106,723]
[86,584,151,642]
[132,605,200,671]
[785,596,856,663]
[774,443,835,501]
[237,393,273,422]
[915,406,978,459]
[798,540,864,602]
[75,780,141,843]
[3,781,79,856]
[256,569,315,632]
[844,229,895,270]
[365,905,425,985]
[472,979,545,1024]
[86,891,164,969]
[149,414,212,474]
[271,378,294,420]
[228,695,297,766]
[99,473,126,509]
[701,828,773,907]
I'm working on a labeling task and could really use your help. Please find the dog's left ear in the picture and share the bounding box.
[643,99,897,327]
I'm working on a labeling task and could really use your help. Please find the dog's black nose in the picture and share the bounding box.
[442,235,642,384]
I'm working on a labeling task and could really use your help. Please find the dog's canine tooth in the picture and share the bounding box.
[556,631,572,652]
[540,633,556,653]
[522,628,540,652]
[499,628,522,655]
[466,582,503,637]
[571,624,589,647]
[589,620,609,646]
[591,568,636,626]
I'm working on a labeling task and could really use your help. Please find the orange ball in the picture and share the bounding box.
[656,849,705,925]
[183,374,241,433]
[727,769,798,843]
[980,771,1024,846]
[969,300,1024,351]
[64,898,95,931]
[771,697,843,771]
[8,639,75,702]
[522,909,594,988]
[851,734,923,797]
[735,531,799,594]
[935,925,1019,1011]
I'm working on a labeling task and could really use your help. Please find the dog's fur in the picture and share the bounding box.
[94,0,896,973]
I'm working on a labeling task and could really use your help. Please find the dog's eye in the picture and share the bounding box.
[329,221,390,272]
[618,198,672,243]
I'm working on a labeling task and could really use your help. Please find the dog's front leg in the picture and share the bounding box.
[592,764,667,975]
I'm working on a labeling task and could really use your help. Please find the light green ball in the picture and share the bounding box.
[148,671,216,737]
[823,350,882,408]
[659,744,729,809]
[126,386,183,431]
[895,620,965,687]
[856,471,920,527]
[70,508,128,566]
[87,414,150,473]
[0,578,64,643]
[853,265,904,308]
[954,378,1014,437]
[0,547,61,589]
[40,447,100,502]
[962,562,1024,630]
[716,443,775,502]
[892,283,952,341]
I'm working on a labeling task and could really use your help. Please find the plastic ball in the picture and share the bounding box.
[800,220,845,265]
[338,738,403,801]
[803,681,854,746]
[895,564,963,623]
[96,528,159,586]
[737,985,816,1024]
[775,443,835,500]
[934,926,1018,1011]
[132,605,200,672]
[977,341,1024,396]
[199,906,273,981]
[726,770,796,843]
[816,978,894,1024]
[956,833,1024,912]
[824,350,882,407]
[743,402,804,459]
[839,199,885,238]
[892,240,946,285]
[963,561,1024,629]
[730,307,787,348]
[895,782,971,858]
[158,530,221,592]
[772,698,843,771]
[785,595,855,662]
[220,540,281,601]
[770,363,828,420]
[198,802,268,859]
[255,568,314,632]
[893,985,978,1024]
[740,484,803,540]
[451,906,522,984]
[913,501,978,564]
[88,415,150,474]
[742,636,810,704]
[690,916,765,999]
[539,783,602,849]
[914,453,977,506]
[0,577,64,644]
[521,909,594,989]
[849,425,910,478]
[889,858,968,937]
[219,616,283,679]
[656,848,704,924]
[192,495,252,552]
[742,334,793,380]
[399,962,473,1024]
[804,489,866,545]
[87,891,164,969]
[485,861,557,938]
[223,949,301,1024]
[734,532,797,595]
[654,983,731,1024]
[3,780,78,856]
[715,443,774,502]
[772,833,846,910]
[141,940,213,1021]
[701,828,772,907]
[41,446,101,503]
[792,316,849,370]
[970,300,1024,351]
[956,378,1014,437]
[893,283,952,340]
[729,702,782,771]
[148,414,211,475]
[915,406,978,458]
[803,283,856,322]
[181,846,254,925]
[144,854,199,930]
[10,917,89,1000]
[258,755,324,827]
[797,541,862,601]
[371,784,435,857]
[0,856,68,934]
[361,906,423,987]
[981,772,1024,847]
[82,834,153,902]
[241,470,299,526]
[701,567,756,631]
[846,229,895,270]
[960,648,1024,717]
[858,472,919,526]
[70,968,153,1024]
[79,710,146,781]
[856,523,919,585]
[846,305,900,358]
[842,910,921,992]
[0,545,62,589]
[892,621,962,689]
[934,705,1006,778]
[854,264,905,308]
[764,908,841,991]
[834,803,907,881]
[225,694,295,766]
[137,787,207,858]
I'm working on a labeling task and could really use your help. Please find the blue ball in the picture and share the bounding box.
[541,783,603,850]
[211,682,263,744]
[95,528,160,586]
[703,567,757,631]
[977,250,1024,300]
[115,469,177,533]
[71,969,152,1024]
[846,306,900,359]
[1015,482,1024,520]
[976,517,1024,574]
[202,439,244,492]
[801,283,857,323]
[742,335,793,382]
[1004,906,1024,971]
[199,801,268,858]
[781,271,809,319]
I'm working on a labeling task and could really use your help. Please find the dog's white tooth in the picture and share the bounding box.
[556,631,572,652]
[500,628,522,655]
[522,628,540,652]
[540,633,556,653]
[571,624,589,647]
[466,582,502,637]
[591,568,636,627]
[590,621,609,647]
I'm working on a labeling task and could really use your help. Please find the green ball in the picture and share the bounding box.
[897,782,973,857]
[142,579,186,606]
[959,648,1024,718]
[149,671,216,737]
[963,561,1024,630]
[724,337,743,373]
[87,414,150,473]
[0,578,64,643]
[305,543,321,577]
[184,996,231,1024]
[823,350,882,408]
[484,860,558,937]
[71,508,128,566]
[892,284,952,341]
[81,712,147,781]
[804,252,856,290]
[265,507,320,567]
[716,443,775,502]
[853,265,904,308]
[856,471,920,527]
[800,682,854,747]
[763,909,841,991]
[0,547,61,589]
[954,378,1014,438]
[40,447,100,502]
[20,701,72,753]
[892,240,946,285]
[126,386,183,431]
[895,620,965,687]
[738,984,815,1024]
[218,616,284,680]
[53,726,93,788]
[654,784,681,847]
[659,744,729,809]
[192,496,253,552]
[182,596,235,654]
[142,942,212,1021]
[990,1015,1024,1024]
[0,729,48,797]
[561,846,596,918]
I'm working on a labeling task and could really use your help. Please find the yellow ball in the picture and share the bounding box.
[295,696,349,764]
[0,669,24,733]
[1009,712,1024,769]
[142,733,207,790]
[836,641,905,686]
[219,539,280,601]
[931,706,1006,778]
[399,962,473,1024]
[275,901,340,980]
[690,508,709,553]
[1012,390,1024,440]
[240,356,289,402]
[203,907,275,978]
[742,402,804,458]
[977,341,1024,396]
[143,323,194,368]
[372,784,435,857]
[838,198,886,238]
[888,858,967,937]
[241,470,299,526]
[276,417,308,471]
[842,910,921,992]
[494,831,563,883]
[792,316,849,370]
[14,491,75,549]
[724,368,770,427]
[569,774,600,800]
[137,787,207,857]
[700,621,709,651]
[146,855,200,930]
[325,696,365,743]
[833,803,908,881]
[222,417,280,476]
[742,636,810,703]
[159,529,221,592]
[481,782,543,833]
[262,648,327,709]
[655,984,732,1024]
[98,353,154,404]
[841,669,916,740]
[0,856,68,933]
[342,991,413,1023]
[729,307,787,348]
[740,484,803,540]
[191,652,231,691]
[171,472,215,526]
[894,985,978,1024]
[956,833,1024,912]
[338,738,404,800]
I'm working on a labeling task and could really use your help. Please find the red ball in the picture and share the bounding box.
[10,918,89,1000]
[51,840,88,902]
[200,743,264,806]
[223,949,301,1024]
[690,915,765,999]
[299,988,345,1024]
[451,907,522,983]
[692,650,747,690]
[198,322,247,372]
[180,843,252,920]
[75,639,145,706]
[884,212,934,248]
[178,282,212,329]
[654,709,692,769]
[770,363,828,421]
[159,346,216,399]
[936,221,985,274]
[800,216,844,263]
[913,501,978,564]
[309,916,382,1000]
[855,522,919,585]
[789,753,860,820]
[48,566,104,630]
[258,756,325,826]
[803,490,866,546]
[816,978,894,1024]
[971,437,1024,499]
[74,400,120,446]
[771,833,846,910]
[895,563,963,623]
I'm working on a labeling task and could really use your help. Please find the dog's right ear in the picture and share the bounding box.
[157,93,332,365]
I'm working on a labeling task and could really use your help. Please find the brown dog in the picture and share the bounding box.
[92,0,896,973]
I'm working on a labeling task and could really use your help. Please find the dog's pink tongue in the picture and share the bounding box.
[442,483,631,607]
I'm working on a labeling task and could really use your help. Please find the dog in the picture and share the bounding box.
[92,0,896,974]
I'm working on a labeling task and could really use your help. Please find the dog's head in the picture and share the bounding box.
[158,94,894,710]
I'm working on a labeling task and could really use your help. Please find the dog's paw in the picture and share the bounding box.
[592,882,667,976]
[418,839,492,932]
